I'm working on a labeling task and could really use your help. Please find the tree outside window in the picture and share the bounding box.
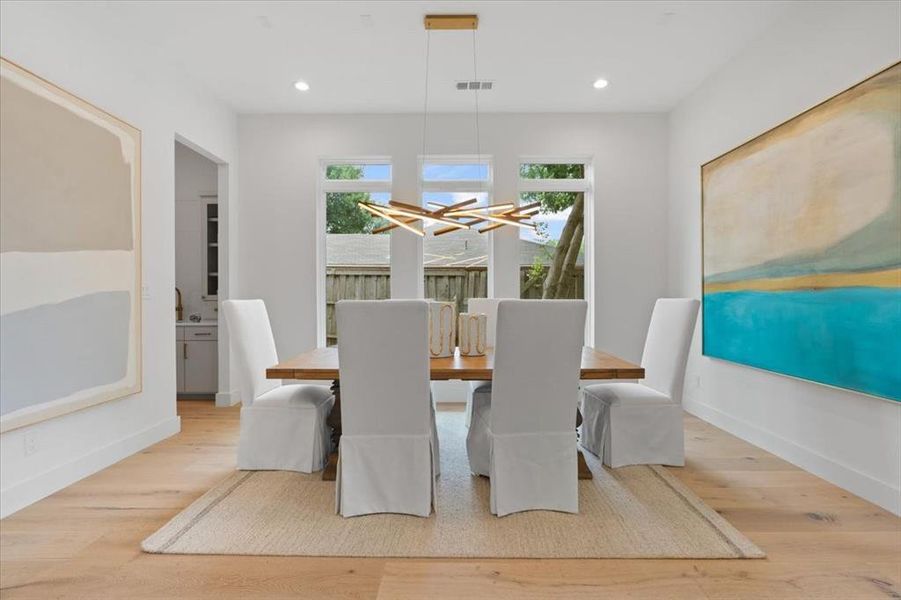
[520,163,586,300]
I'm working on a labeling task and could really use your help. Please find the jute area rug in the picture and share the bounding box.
[143,411,763,558]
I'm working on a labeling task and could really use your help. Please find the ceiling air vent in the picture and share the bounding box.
[456,80,493,91]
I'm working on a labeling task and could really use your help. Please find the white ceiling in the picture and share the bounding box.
[59,1,795,113]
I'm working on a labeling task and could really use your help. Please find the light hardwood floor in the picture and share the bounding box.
[1,401,898,599]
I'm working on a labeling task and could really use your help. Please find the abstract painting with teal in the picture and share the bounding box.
[702,62,901,402]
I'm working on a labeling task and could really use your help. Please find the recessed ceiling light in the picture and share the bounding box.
[294,80,310,92]
[593,78,609,90]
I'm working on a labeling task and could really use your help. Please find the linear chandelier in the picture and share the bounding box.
[358,14,538,237]
[361,198,541,237]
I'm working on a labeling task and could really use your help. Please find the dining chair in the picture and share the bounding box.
[463,297,500,428]
[580,298,699,467]
[466,299,587,516]
[222,299,334,473]
[335,300,439,517]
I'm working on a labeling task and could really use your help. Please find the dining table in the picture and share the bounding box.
[267,346,645,481]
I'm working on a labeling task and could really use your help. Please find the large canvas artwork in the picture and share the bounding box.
[702,62,900,402]
[0,58,142,431]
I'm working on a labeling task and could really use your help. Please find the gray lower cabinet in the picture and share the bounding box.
[176,326,218,395]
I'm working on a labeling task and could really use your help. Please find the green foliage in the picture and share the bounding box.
[525,256,546,288]
[324,164,386,234]
[325,164,364,180]
[519,163,584,213]
[327,193,382,233]
[519,163,584,179]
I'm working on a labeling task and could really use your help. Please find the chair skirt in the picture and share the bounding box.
[336,432,438,517]
[580,389,684,468]
[237,396,333,473]
[467,391,578,516]
[464,380,491,428]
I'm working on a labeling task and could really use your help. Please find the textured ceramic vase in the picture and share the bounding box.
[428,301,456,358]
[458,313,487,356]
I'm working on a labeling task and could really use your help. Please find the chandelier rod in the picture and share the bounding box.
[472,27,482,190]
[421,29,432,165]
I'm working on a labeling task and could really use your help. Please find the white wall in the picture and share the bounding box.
[667,1,901,514]
[175,142,219,320]
[237,113,668,365]
[0,2,239,517]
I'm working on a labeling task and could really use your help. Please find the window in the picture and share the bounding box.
[518,161,589,300]
[420,157,492,313]
[320,160,392,346]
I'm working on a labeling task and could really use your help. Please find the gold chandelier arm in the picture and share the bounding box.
[479,220,537,234]
[444,202,515,216]
[446,210,536,228]
[388,200,432,214]
[477,222,506,233]
[428,197,480,214]
[371,216,419,235]
[511,201,542,215]
[433,217,486,236]
[359,202,424,237]
[383,205,470,229]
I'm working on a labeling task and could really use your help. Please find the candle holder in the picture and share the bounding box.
[428,301,456,358]
[458,312,487,356]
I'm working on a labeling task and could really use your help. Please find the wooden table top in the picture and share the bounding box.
[267,346,644,381]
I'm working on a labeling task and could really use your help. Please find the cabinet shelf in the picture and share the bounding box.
[204,200,219,297]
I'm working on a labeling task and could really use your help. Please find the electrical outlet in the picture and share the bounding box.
[142,284,150,299]
[23,432,37,456]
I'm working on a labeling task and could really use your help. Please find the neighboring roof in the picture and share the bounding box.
[326,230,583,267]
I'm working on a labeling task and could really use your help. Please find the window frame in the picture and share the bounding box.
[316,156,393,347]
[418,154,494,304]
[419,154,494,195]
[517,156,595,346]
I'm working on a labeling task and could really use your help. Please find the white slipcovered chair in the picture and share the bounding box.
[466,299,587,516]
[335,300,439,517]
[580,298,699,468]
[463,297,501,428]
[222,299,334,473]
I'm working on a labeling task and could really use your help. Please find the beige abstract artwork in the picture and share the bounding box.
[0,57,142,431]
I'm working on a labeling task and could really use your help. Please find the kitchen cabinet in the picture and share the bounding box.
[176,324,218,395]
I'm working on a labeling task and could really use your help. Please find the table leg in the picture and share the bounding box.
[576,405,593,480]
[322,379,341,481]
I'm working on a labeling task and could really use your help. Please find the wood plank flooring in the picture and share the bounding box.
[1,401,898,599]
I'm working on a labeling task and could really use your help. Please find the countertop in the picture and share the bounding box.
[176,320,218,327]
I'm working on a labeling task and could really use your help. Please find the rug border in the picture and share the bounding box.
[142,466,765,559]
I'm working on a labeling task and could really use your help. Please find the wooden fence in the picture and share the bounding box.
[326,265,582,344]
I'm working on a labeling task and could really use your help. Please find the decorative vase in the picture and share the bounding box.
[458,313,487,356]
[428,301,456,358]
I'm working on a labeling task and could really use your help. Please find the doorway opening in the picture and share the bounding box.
[174,137,233,406]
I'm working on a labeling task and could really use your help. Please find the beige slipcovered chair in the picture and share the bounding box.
[335,300,440,517]
[222,299,334,473]
[466,299,587,516]
[580,298,699,467]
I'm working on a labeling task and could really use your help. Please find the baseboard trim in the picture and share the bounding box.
[684,399,900,516]
[215,390,240,408]
[0,416,181,519]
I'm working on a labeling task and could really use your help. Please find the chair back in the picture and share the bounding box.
[222,299,281,405]
[490,300,587,435]
[467,297,501,346]
[640,298,700,404]
[336,300,431,436]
